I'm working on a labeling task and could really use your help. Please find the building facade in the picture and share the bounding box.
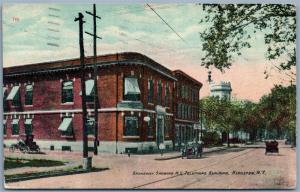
[173,70,202,149]
[3,52,202,153]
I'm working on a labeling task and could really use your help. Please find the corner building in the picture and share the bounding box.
[3,52,202,153]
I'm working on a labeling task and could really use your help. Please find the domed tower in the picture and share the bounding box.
[208,71,232,100]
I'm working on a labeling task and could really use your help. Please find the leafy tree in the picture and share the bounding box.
[199,4,296,71]
[201,96,243,147]
[258,84,296,145]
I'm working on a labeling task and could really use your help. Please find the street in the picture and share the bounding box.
[5,142,296,189]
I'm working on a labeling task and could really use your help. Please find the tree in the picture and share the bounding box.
[258,84,296,145]
[199,4,296,71]
[201,96,243,147]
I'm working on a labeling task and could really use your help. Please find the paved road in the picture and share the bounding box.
[5,144,296,189]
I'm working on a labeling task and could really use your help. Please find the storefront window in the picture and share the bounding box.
[124,116,138,136]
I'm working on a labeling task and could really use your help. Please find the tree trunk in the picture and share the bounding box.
[227,132,230,147]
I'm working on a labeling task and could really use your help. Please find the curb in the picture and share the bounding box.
[5,167,109,183]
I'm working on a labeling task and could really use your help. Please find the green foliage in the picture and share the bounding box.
[258,84,296,140]
[199,4,296,71]
[4,157,66,170]
[202,131,222,146]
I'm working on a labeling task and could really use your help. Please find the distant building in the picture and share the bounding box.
[209,81,232,100]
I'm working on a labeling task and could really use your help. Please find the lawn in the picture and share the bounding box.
[4,157,66,170]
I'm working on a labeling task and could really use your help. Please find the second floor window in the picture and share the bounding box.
[124,77,141,101]
[25,84,33,105]
[147,79,154,103]
[165,85,170,107]
[7,85,20,106]
[157,81,162,105]
[81,79,95,102]
[62,81,73,103]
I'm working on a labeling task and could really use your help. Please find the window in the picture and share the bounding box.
[24,118,33,135]
[80,79,95,102]
[7,86,20,106]
[147,79,154,103]
[157,81,162,105]
[86,117,95,135]
[164,119,170,137]
[58,117,73,136]
[11,119,19,135]
[62,81,73,103]
[165,84,170,107]
[147,114,153,136]
[25,84,33,105]
[3,119,7,135]
[124,116,138,136]
[3,87,8,111]
[124,77,141,101]
[177,104,180,118]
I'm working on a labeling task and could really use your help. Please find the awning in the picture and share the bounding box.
[25,119,33,125]
[26,84,33,92]
[58,117,72,131]
[63,81,73,90]
[124,77,140,95]
[3,87,7,95]
[6,86,20,100]
[12,119,19,124]
[80,79,95,96]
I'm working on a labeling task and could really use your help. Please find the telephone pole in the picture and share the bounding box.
[75,12,90,169]
[85,4,101,155]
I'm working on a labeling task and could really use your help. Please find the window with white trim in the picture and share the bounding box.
[124,77,141,101]
[124,116,138,136]
[62,81,73,103]
[25,84,33,105]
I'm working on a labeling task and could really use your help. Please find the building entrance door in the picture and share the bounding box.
[156,115,164,146]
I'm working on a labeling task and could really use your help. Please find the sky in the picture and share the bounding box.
[2,3,296,102]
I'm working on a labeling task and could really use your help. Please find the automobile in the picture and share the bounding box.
[181,142,203,159]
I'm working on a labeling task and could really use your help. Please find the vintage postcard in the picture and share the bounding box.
[2,3,296,189]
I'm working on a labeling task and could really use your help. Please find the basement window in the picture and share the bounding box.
[124,77,141,101]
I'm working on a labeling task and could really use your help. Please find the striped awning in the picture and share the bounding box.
[7,86,20,100]
[12,119,19,124]
[80,79,95,96]
[25,119,33,125]
[58,117,72,131]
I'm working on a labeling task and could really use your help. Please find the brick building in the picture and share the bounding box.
[173,70,202,149]
[3,52,202,153]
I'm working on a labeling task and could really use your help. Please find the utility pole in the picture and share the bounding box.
[75,12,90,169]
[86,4,101,155]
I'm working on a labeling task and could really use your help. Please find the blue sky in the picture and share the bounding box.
[2,3,294,101]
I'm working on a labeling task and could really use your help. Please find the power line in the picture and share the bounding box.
[146,3,187,45]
